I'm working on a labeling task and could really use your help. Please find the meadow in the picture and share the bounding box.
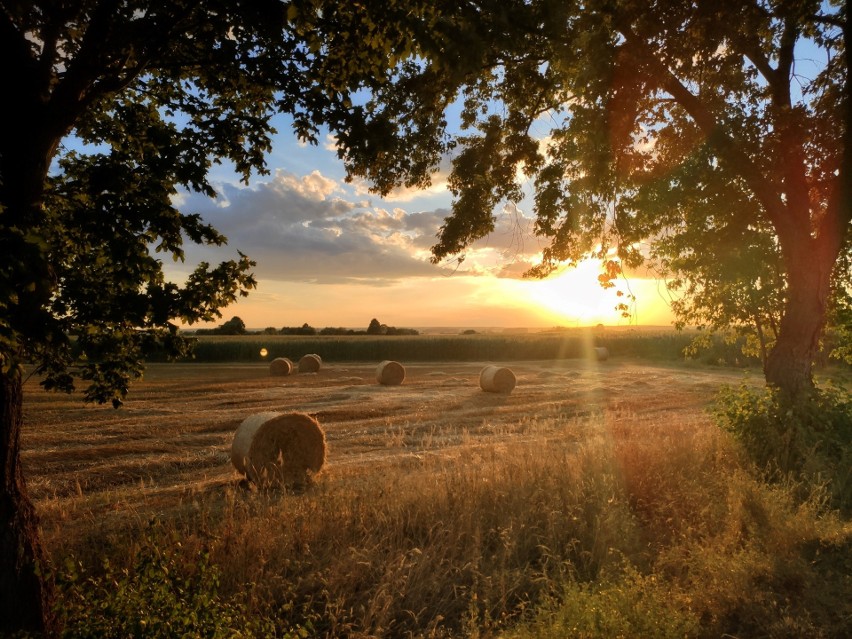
[21,332,852,638]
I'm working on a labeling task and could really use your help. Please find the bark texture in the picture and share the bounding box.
[764,242,834,397]
[0,369,56,636]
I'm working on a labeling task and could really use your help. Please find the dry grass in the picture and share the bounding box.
[21,360,852,638]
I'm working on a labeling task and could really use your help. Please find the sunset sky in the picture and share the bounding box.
[174,115,677,331]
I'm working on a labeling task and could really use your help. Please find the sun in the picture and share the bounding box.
[522,259,626,325]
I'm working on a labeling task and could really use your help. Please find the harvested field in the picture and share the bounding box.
[22,359,751,544]
[21,359,852,639]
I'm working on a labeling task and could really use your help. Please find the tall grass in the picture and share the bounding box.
[156,329,760,366]
[53,408,851,638]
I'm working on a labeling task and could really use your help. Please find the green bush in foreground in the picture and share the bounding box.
[715,384,852,513]
[500,561,700,639]
[54,535,307,639]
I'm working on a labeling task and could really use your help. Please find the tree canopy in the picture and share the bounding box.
[195,316,249,336]
[309,0,850,395]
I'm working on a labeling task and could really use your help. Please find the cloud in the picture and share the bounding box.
[427,203,545,278]
[176,170,452,284]
[171,167,555,288]
[495,258,540,279]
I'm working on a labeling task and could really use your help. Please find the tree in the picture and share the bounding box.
[314,0,849,397]
[218,316,248,335]
[0,1,419,633]
[299,322,318,335]
[367,318,385,335]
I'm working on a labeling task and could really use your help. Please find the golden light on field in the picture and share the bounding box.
[259,348,268,357]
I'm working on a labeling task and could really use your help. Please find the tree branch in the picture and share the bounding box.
[46,0,120,135]
[776,17,797,101]
[617,22,792,241]
[764,14,812,247]
[810,13,845,29]
[734,20,778,88]
[49,0,205,132]
[0,6,39,98]
[817,10,852,261]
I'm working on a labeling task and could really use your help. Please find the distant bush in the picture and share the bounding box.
[364,318,418,335]
[385,326,419,335]
[279,323,317,335]
[319,326,360,335]
[193,316,246,336]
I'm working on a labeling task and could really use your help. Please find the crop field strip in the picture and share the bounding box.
[158,329,757,366]
[22,359,749,544]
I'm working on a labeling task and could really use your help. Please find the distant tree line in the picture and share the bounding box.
[194,317,248,336]
[193,317,418,336]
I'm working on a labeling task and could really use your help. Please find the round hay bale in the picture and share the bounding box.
[269,357,294,376]
[479,365,516,393]
[376,360,405,385]
[231,412,326,488]
[298,354,322,373]
[594,347,609,362]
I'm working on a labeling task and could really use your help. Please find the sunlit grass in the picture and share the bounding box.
[49,406,851,638]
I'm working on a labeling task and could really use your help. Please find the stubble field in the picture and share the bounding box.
[20,358,852,638]
[24,359,736,531]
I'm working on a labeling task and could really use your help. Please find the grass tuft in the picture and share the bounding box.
[50,409,851,638]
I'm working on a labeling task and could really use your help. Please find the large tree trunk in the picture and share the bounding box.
[764,248,832,397]
[0,367,56,636]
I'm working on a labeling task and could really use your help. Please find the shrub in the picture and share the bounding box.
[714,384,852,512]
[501,561,700,639]
[54,533,298,639]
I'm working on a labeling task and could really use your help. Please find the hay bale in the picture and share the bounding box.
[269,357,294,376]
[298,354,322,373]
[479,365,516,393]
[376,360,405,385]
[594,347,609,361]
[231,412,326,488]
